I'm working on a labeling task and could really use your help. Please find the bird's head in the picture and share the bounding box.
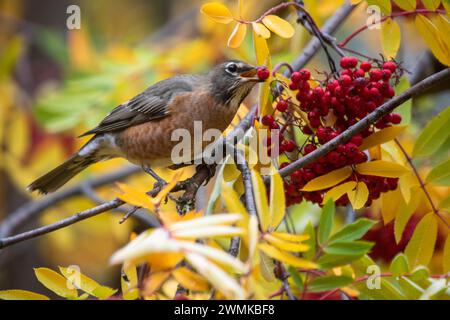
[209,60,266,107]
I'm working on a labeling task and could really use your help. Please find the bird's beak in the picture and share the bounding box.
[239,68,264,82]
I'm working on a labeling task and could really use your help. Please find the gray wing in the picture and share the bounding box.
[80,75,199,136]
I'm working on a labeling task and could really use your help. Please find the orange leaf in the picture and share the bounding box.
[262,15,295,38]
[302,166,353,191]
[200,3,234,24]
[228,23,247,48]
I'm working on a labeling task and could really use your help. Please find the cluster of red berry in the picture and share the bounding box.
[260,57,403,207]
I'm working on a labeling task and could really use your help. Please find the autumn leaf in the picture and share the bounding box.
[405,213,438,267]
[302,166,353,191]
[250,169,270,231]
[252,22,271,39]
[323,181,357,204]
[34,268,78,299]
[228,23,247,48]
[381,18,401,59]
[347,182,369,210]
[262,15,295,38]
[258,243,318,269]
[269,169,285,230]
[360,125,408,151]
[393,0,416,10]
[200,3,234,24]
[415,15,450,66]
[355,160,409,177]
[0,290,49,300]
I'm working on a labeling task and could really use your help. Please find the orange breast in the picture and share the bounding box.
[115,91,238,166]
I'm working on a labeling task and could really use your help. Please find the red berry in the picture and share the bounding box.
[382,61,397,73]
[340,56,358,69]
[261,114,274,126]
[282,140,296,152]
[382,69,392,81]
[390,113,402,124]
[360,61,372,72]
[291,72,302,83]
[298,68,311,81]
[327,151,340,164]
[369,69,383,81]
[257,68,270,80]
[340,75,352,86]
[350,135,363,146]
[354,68,365,78]
[276,100,288,112]
[302,126,313,134]
[304,143,317,154]
[289,82,298,90]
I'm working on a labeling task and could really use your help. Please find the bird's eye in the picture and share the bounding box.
[226,63,238,74]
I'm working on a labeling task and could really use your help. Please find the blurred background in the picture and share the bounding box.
[0,0,448,296]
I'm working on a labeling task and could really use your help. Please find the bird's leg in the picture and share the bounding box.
[142,166,167,191]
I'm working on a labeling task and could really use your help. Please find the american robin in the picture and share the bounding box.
[28,60,265,194]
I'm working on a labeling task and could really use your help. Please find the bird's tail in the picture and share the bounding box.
[27,153,96,194]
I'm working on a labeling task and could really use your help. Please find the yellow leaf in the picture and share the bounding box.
[415,14,450,66]
[223,162,240,182]
[0,289,49,300]
[248,214,259,260]
[116,183,155,211]
[262,15,295,38]
[381,18,401,59]
[34,268,78,299]
[263,234,309,252]
[421,0,442,10]
[59,266,116,299]
[253,29,270,66]
[200,2,234,24]
[444,235,450,273]
[258,243,318,269]
[252,22,271,39]
[356,160,409,178]
[350,0,363,4]
[302,166,353,191]
[122,262,139,300]
[144,271,170,295]
[185,252,246,299]
[347,182,369,210]
[405,213,438,267]
[259,251,276,282]
[393,0,416,10]
[270,231,309,242]
[381,188,404,223]
[361,126,408,151]
[153,170,183,205]
[251,169,271,231]
[323,181,358,204]
[172,226,244,239]
[228,23,247,48]
[394,188,422,243]
[170,213,242,231]
[172,267,210,292]
[269,169,286,230]
[221,182,248,216]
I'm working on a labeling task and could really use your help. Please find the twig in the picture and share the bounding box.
[277,68,450,178]
[394,139,449,228]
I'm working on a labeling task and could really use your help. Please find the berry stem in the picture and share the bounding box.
[394,139,449,228]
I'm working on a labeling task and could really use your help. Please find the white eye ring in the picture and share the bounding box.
[225,62,238,75]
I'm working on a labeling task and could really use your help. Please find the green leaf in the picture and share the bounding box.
[303,221,317,261]
[307,276,353,293]
[288,266,304,290]
[412,106,450,157]
[324,241,373,256]
[329,218,376,244]
[405,213,438,267]
[389,253,410,276]
[425,159,450,186]
[318,199,335,245]
[318,253,367,269]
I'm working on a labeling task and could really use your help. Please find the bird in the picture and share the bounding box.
[28,60,265,194]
